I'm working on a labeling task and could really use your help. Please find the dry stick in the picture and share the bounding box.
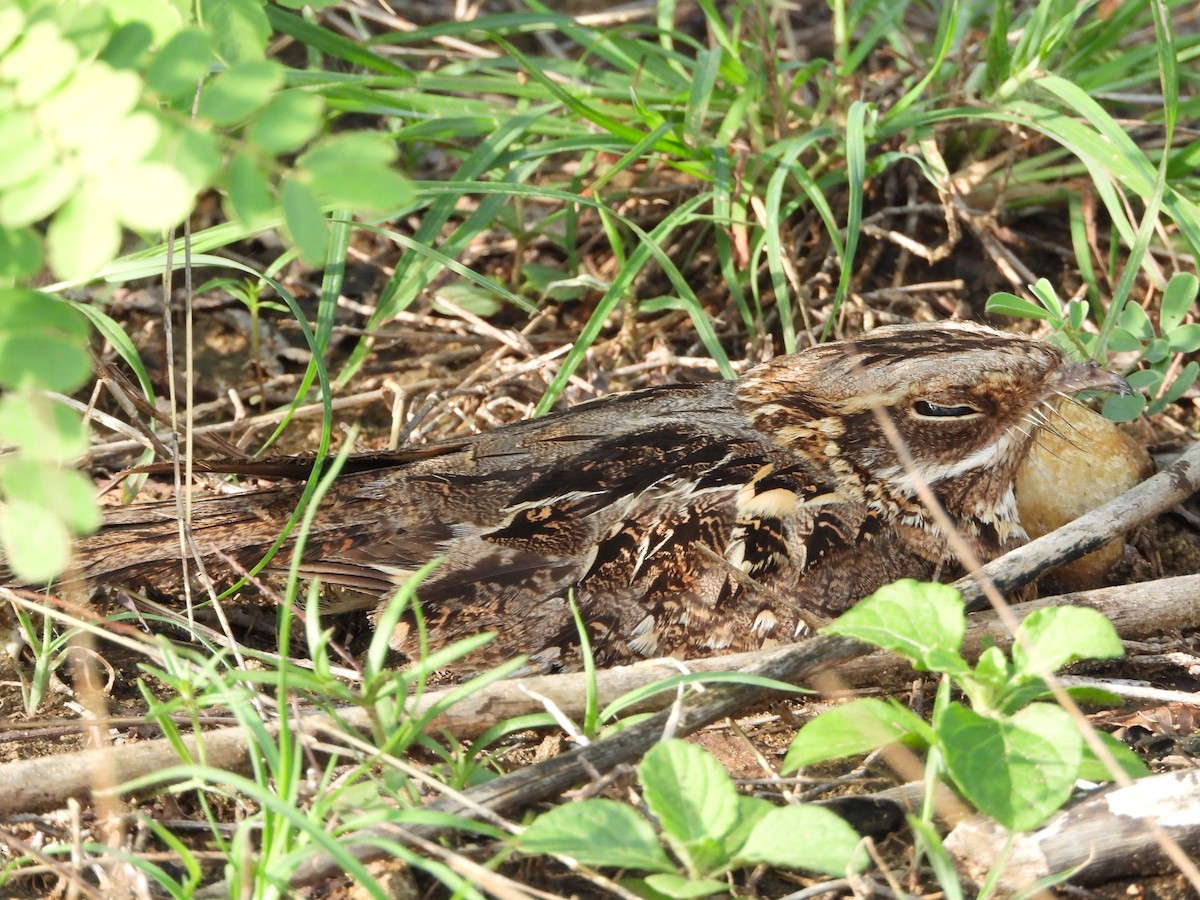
[2,574,1197,821]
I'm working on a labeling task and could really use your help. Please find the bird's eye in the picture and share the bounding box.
[912,400,981,419]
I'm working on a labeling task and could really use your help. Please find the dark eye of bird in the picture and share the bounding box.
[913,399,980,418]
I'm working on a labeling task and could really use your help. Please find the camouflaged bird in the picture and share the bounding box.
[6,321,1131,675]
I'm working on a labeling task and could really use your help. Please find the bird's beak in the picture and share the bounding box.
[1057,361,1134,397]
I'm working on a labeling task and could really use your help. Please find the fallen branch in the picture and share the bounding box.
[946,769,1200,894]
[2,575,1196,820]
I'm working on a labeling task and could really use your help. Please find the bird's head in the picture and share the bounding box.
[736,321,1132,509]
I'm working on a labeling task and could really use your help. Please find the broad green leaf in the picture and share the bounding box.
[47,188,119,282]
[432,283,501,319]
[0,333,92,392]
[0,7,23,57]
[1029,278,1064,317]
[298,133,413,212]
[733,804,868,876]
[0,166,78,228]
[200,0,270,63]
[247,89,323,155]
[0,112,47,190]
[1102,392,1146,422]
[1144,337,1170,364]
[2,21,76,104]
[1163,362,1200,403]
[640,874,728,899]
[0,461,99,533]
[640,740,739,875]
[0,225,42,280]
[147,28,214,101]
[99,22,154,70]
[106,162,193,231]
[0,291,91,391]
[41,65,141,150]
[227,152,275,228]
[0,394,88,461]
[1077,731,1149,782]
[519,799,675,873]
[104,0,184,45]
[281,178,327,264]
[782,698,928,772]
[1160,272,1198,333]
[197,59,283,126]
[1117,302,1154,340]
[939,702,1081,831]
[1012,607,1123,679]
[1125,368,1163,392]
[1167,324,1200,354]
[0,498,71,583]
[1106,327,1144,353]
[824,579,968,674]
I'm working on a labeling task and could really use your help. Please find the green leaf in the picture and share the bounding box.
[1029,278,1064,317]
[40,64,141,150]
[0,289,89,340]
[1067,298,1087,332]
[1106,327,1144,353]
[100,23,151,70]
[46,187,119,282]
[733,804,868,876]
[0,332,92,393]
[0,165,78,228]
[1011,607,1123,679]
[1125,368,1163,392]
[640,740,739,876]
[0,461,99,534]
[431,283,501,319]
[1160,272,1198,333]
[0,112,50,190]
[0,225,42,280]
[227,151,275,228]
[0,498,72,583]
[939,702,1081,831]
[972,644,1011,688]
[1077,731,1149,782]
[640,874,728,899]
[106,161,193,231]
[0,290,91,391]
[197,58,283,126]
[298,133,413,212]
[1102,392,1146,423]
[1144,337,1170,364]
[281,178,327,264]
[103,0,183,46]
[782,698,928,772]
[147,28,214,101]
[824,579,968,674]
[1167,324,1200,354]
[1162,362,1200,404]
[1117,302,1154,340]
[3,21,77,104]
[519,799,675,873]
[199,0,270,63]
[247,89,323,155]
[0,394,88,461]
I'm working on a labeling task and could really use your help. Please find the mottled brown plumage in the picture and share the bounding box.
[5,322,1131,675]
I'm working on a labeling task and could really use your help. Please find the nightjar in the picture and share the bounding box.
[3,321,1131,675]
